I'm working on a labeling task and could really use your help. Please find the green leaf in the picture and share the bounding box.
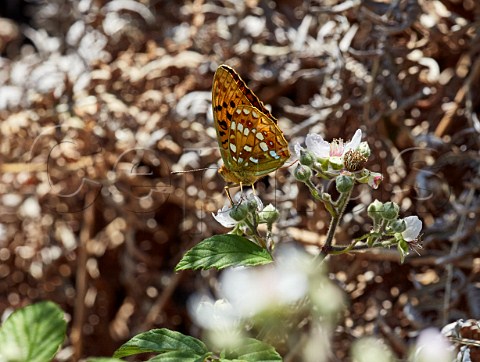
[220,338,282,362]
[175,234,273,271]
[113,329,209,359]
[88,359,124,362]
[149,350,212,361]
[0,301,67,362]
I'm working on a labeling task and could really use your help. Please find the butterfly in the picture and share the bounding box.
[212,65,290,203]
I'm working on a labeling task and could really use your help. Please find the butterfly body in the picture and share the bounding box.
[212,65,290,190]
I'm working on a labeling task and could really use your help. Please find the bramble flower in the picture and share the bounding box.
[413,328,453,362]
[220,245,309,316]
[212,193,265,228]
[367,172,383,189]
[188,297,239,331]
[213,205,238,228]
[401,216,422,241]
[294,129,362,161]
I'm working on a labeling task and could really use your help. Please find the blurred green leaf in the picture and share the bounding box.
[148,350,212,361]
[113,329,209,359]
[0,301,67,362]
[175,234,273,271]
[220,338,282,362]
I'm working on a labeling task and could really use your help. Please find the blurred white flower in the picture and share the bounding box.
[412,328,453,362]
[402,216,422,241]
[188,296,243,350]
[351,337,394,362]
[220,245,309,316]
[188,296,238,331]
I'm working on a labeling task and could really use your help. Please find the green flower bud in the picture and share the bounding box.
[294,164,312,182]
[229,203,249,221]
[336,174,354,193]
[382,202,400,220]
[246,195,263,212]
[358,141,371,158]
[299,150,315,167]
[258,204,280,224]
[389,219,406,233]
[367,199,384,222]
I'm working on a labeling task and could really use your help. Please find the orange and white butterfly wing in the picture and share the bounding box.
[227,105,290,177]
[212,65,290,185]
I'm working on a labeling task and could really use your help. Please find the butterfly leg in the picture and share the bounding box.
[224,185,234,206]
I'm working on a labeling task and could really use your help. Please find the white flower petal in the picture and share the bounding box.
[188,296,238,331]
[293,143,303,159]
[305,133,330,158]
[368,172,383,189]
[212,206,237,228]
[415,328,453,362]
[344,129,362,153]
[402,216,422,241]
[220,246,309,316]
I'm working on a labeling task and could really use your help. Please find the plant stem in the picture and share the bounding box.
[319,187,352,259]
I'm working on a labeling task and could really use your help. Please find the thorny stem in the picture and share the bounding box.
[305,179,337,215]
[243,215,267,249]
[369,219,388,246]
[305,179,323,201]
[329,237,397,255]
[319,187,353,259]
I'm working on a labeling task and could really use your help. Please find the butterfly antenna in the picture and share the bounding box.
[171,167,216,175]
[280,159,298,170]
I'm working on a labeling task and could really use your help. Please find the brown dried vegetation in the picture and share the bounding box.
[0,0,479,360]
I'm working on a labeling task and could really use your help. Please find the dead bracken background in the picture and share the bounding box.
[0,0,479,360]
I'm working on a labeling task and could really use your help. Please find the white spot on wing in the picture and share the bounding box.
[238,123,244,132]
[256,133,264,141]
[250,157,259,163]
[242,108,250,115]
[244,145,252,152]
[244,127,250,136]
[269,150,280,159]
[231,121,236,130]
[235,108,242,114]
[238,157,244,163]
[230,143,237,153]
[252,110,259,118]
[260,142,268,152]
